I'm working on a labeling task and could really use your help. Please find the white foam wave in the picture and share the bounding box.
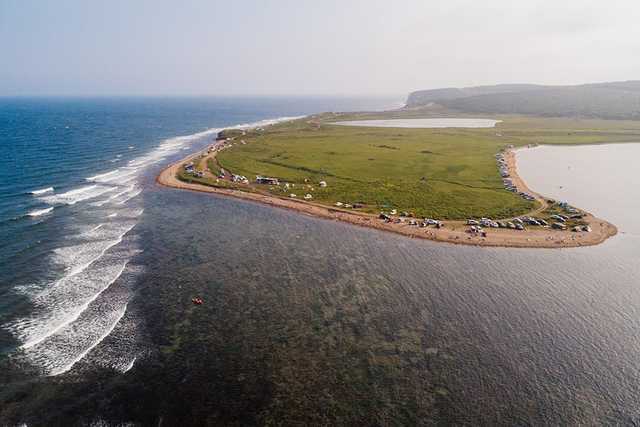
[90,184,135,207]
[21,259,129,351]
[30,187,54,195]
[114,174,138,185]
[121,356,136,373]
[41,185,116,206]
[119,116,302,179]
[117,189,142,205]
[227,115,304,131]
[9,114,304,375]
[109,208,144,220]
[86,169,120,182]
[28,207,54,217]
[12,240,139,358]
[49,302,129,376]
[93,169,138,184]
[50,222,136,280]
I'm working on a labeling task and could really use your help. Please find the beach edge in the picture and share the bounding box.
[156,143,617,249]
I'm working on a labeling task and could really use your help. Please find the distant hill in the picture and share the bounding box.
[406,81,640,120]
[405,84,545,106]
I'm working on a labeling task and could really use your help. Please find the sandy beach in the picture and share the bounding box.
[157,143,617,249]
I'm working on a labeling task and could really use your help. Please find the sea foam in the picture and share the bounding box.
[8,114,304,375]
[48,302,129,376]
[13,223,137,350]
[41,185,116,206]
[30,187,54,195]
[27,207,54,217]
[86,169,120,182]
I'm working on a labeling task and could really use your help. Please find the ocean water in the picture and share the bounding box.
[0,96,400,372]
[2,100,640,424]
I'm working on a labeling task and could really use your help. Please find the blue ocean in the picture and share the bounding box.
[0,96,399,365]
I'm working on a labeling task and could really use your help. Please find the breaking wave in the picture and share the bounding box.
[86,169,121,182]
[40,185,116,206]
[7,114,303,376]
[49,302,129,376]
[27,207,54,217]
[12,222,137,348]
[30,187,54,195]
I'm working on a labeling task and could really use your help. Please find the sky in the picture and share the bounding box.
[1,0,639,97]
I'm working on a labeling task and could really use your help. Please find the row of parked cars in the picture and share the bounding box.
[467,212,591,233]
[496,152,537,201]
[467,216,551,232]
[379,213,444,228]
[184,162,204,178]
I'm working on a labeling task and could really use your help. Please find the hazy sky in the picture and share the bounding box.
[1,0,639,96]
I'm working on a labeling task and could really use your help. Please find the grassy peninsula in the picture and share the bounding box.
[212,112,640,219]
[161,108,639,247]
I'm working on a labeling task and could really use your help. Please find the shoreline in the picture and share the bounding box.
[157,142,617,249]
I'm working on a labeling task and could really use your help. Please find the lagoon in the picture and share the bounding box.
[518,143,640,235]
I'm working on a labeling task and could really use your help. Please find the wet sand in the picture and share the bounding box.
[157,145,617,249]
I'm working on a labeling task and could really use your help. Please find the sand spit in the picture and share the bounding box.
[157,145,616,249]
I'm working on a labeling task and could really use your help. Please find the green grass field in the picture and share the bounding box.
[214,112,640,219]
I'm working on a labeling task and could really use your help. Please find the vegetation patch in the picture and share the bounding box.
[210,111,640,220]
